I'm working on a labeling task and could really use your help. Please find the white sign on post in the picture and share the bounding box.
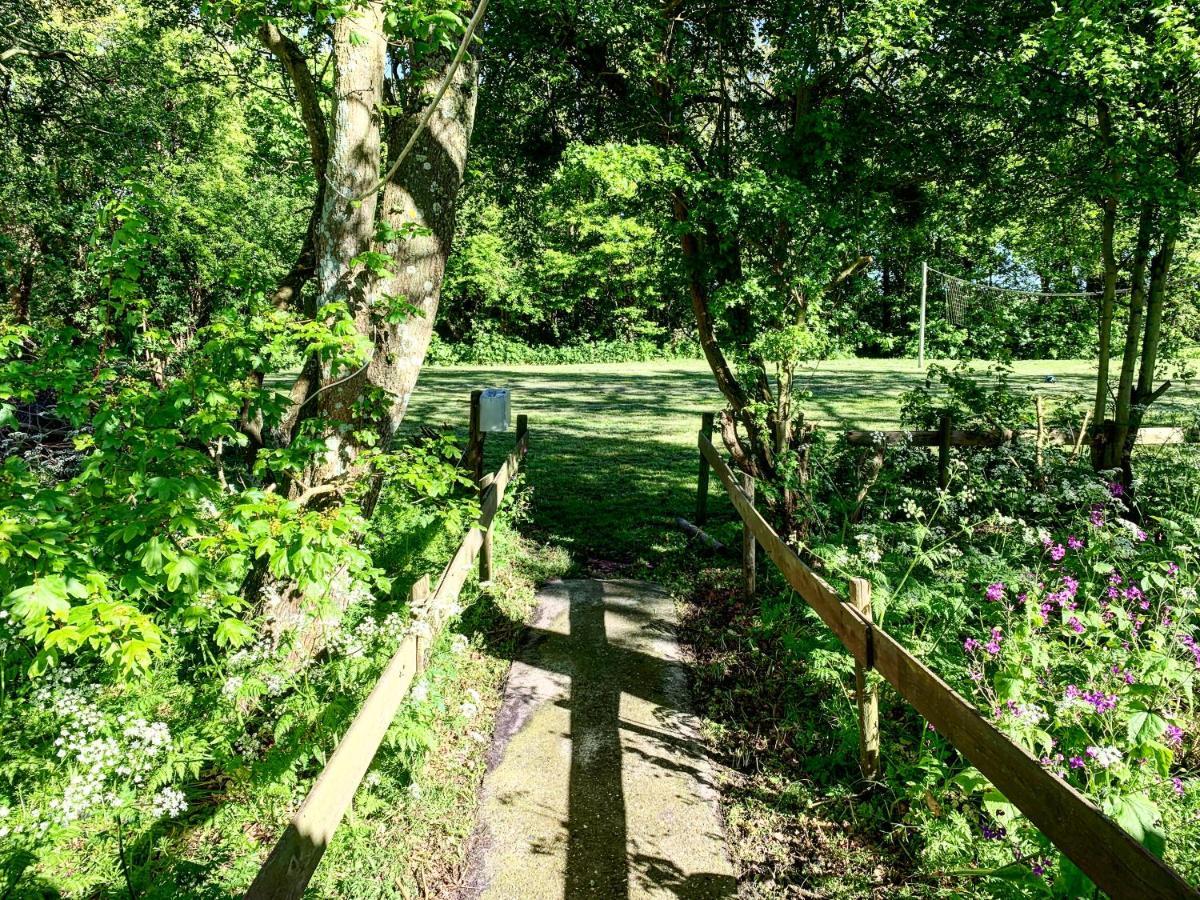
[479,388,510,433]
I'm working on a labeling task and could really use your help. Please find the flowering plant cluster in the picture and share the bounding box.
[0,668,191,850]
[801,371,1200,893]
[951,503,1198,890]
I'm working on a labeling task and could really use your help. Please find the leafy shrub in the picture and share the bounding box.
[901,362,1039,432]
[0,422,480,895]
[426,330,700,365]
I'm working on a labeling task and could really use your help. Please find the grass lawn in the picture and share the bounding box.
[401,357,1199,564]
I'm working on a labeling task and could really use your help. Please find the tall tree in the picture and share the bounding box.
[211,0,488,633]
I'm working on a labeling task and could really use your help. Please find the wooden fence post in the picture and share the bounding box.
[479,472,496,585]
[516,413,528,448]
[468,389,484,486]
[938,411,952,489]
[850,577,879,779]
[697,412,714,524]
[1034,394,1046,470]
[411,575,431,671]
[742,472,756,599]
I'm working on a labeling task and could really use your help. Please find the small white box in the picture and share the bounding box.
[479,388,510,432]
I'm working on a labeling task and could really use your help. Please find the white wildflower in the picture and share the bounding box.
[1089,746,1122,768]
[150,787,187,819]
[410,680,430,704]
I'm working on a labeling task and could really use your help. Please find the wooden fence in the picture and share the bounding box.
[843,424,1193,448]
[245,414,529,900]
[844,418,1195,489]
[697,430,1198,900]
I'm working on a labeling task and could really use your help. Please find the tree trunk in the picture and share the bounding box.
[264,2,387,647]
[1102,202,1153,471]
[366,53,479,457]
[11,260,31,325]
[303,1,387,486]
[1091,199,1117,466]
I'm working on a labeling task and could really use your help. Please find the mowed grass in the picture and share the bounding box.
[400,357,1199,564]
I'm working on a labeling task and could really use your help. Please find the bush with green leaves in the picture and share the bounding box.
[0,419,479,895]
[426,330,699,366]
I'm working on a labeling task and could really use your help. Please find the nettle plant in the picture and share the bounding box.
[951,496,1200,893]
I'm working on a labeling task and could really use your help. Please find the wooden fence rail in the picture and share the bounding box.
[844,424,1194,448]
[245,415,529,900]
[699,431,1198,900]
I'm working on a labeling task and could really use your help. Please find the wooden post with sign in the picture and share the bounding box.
[468,389,484,486]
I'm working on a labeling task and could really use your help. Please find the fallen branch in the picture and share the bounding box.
[673,516,730,556]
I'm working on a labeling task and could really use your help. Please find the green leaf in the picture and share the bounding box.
[1127,706,1168,746]
[1107,793,1166,858]
[215,617,255,648]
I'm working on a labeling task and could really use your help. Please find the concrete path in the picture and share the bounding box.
[459,579,736,900]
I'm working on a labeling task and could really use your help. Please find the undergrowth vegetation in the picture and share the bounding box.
[685,365,1200,897]
[0,394,565,895]
[427,331,699,366]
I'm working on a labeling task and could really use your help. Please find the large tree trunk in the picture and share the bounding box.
[366,53,479,454]
[265,25,481,648]
[264,2,387,646]
[303,2,387,486]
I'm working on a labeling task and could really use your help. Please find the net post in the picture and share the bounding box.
[919,261,928,370]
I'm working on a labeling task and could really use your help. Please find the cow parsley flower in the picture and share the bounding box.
[150,787,187,819]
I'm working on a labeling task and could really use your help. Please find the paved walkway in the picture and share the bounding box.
[458,579,736,899]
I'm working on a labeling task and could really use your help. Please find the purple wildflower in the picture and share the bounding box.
[986,582,1005,602]
[1068,617,1084,634]
[1050,543,1066,562]
[985,627,1003,656]
[981,823,1007,841]
[1166,725,1184,747]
